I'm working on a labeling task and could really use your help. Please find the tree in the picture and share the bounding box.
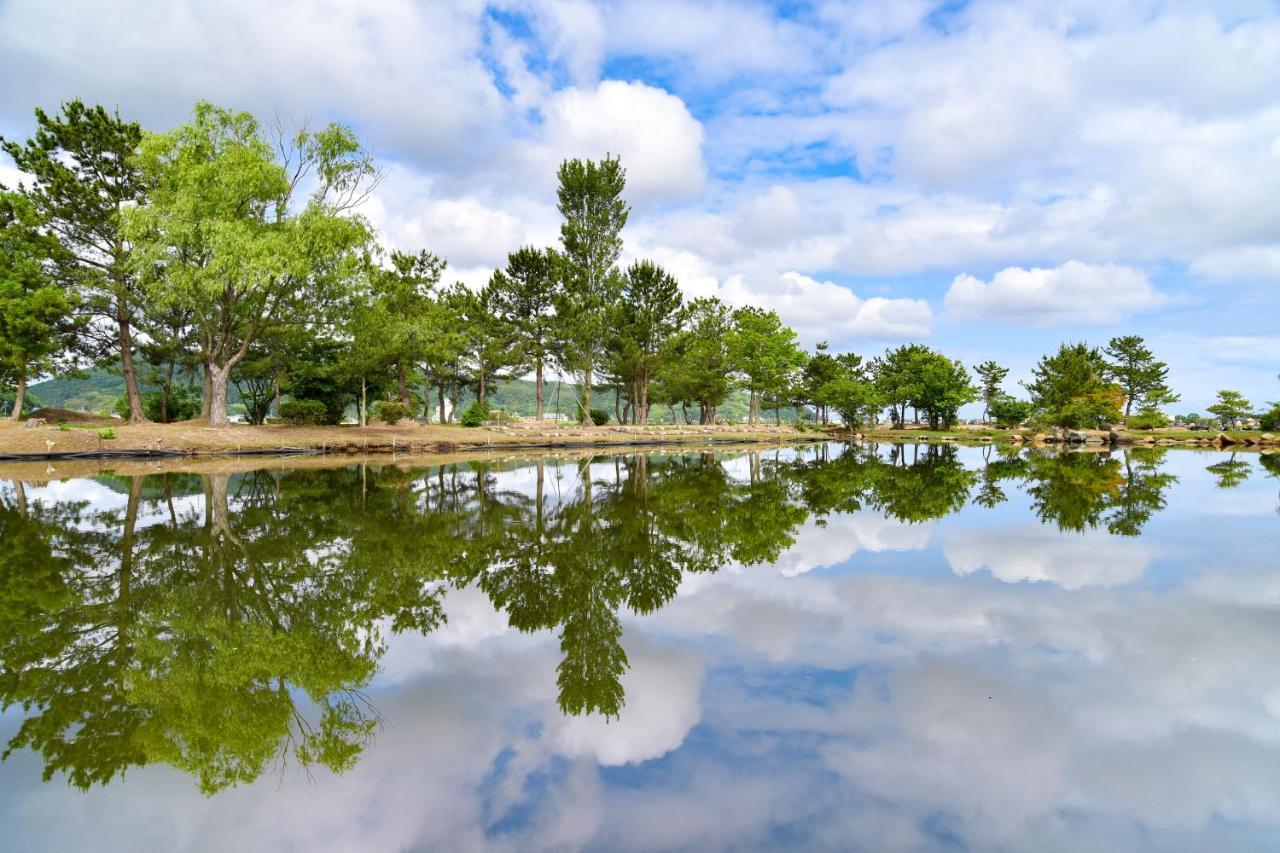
[1024,342,1123,429]
[125,103,376,426]
[913,352,977,429]
[988,396,1033,428]
[873,344,928,426]
[2,101,150,421]
[1103,335,1179,421]
[729,307,806,425]
[489,246,560,420]
[612,260,683,424]
[973,360,1010,423]
[1207,389,1251,429]
[553,157,629,419]
[659,297,733,424]
[0,188,75,419]
[371,250,446,407]
[803,342,842,426]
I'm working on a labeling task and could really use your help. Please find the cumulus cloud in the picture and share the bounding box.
[722,270,932,343]
[943,524,1156,589]
[944,260,1163,325]
[539,80,705,203]
[1190,245,1280,286]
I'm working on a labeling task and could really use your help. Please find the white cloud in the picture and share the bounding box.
[539,80,705,203]
[1190,245,1280,286]
[943,524,1156,589]
[944,260,1163,325]
[721,270,933,344]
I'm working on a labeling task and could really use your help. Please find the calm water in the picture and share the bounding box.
[1,443,1279,852]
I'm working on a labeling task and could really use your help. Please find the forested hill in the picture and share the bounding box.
[29,369,776,423]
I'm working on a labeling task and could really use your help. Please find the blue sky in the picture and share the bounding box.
[2,0,1279,411]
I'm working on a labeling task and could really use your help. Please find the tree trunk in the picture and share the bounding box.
[450,384,459,422]
[117,310,148,423]
[438,383,447,424]
[478,373,487,408]
[359,376,367,427]
[397,362,409,406]
[161,358,177,423]
[614,386,621,424]
[775,403,781,426]
[207,361,232,427]
[535,361,544,421]
[582,366,593,418]
[681,402,690,424]
[9,368,25,420]
[201,364,213,420]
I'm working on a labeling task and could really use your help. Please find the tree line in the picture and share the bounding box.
[3,100,1275,431]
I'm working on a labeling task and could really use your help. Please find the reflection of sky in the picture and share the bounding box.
[3,447,1280,851]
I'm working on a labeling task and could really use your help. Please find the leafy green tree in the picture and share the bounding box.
[659,298,734,424]
[370,250,446,406]
[2,101,150,421]
[914,352,977,429]
[1024,342,1124,429]
[489,246,560,420]
[453,281,516,409]
[1103,335,1179,421]
[1207,389,1251,429]
[0,188,75,418]
[553,157,629,418]
[973,360,1010,423]
[873,343,928,426]
[802,342,842,425]
[988,396,1033,428]
[728,306,806,425]
[611,260,683,424]
[125,103,375,426]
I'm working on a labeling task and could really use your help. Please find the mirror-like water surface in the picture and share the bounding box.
[2,443,1279,852]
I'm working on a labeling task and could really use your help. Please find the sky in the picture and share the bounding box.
[1,0,1279,411]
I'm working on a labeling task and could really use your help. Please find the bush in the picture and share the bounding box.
[373,400,411,425]
[1127,407,1170,430]
[460,400,490,427]
[1261,405,1280,432]
[279,399,329,425]
[577,407,609,426]
[96,428,116,440]
[988,396,1033,428]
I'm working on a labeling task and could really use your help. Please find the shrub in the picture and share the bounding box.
[1261,404,1280,432]
[58,423,70,432]
[577,407,609,426]
[373,400,411,425]
[988,396,1033,428]
[279,399,329,425]
[460,400,490,427]
[96,428,116,440]
[1127,407,1170,430]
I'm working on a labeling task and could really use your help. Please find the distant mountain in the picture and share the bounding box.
[30,368,792,423]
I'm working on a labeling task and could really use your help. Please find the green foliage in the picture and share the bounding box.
[279,399,328,425]
[578,407,610,426]
[460,400,490,427]
[873,344,976,429]
[727,306,807,424]
[373,400,410,425]
[1127,406,1171,430]
[96,428,116,440]
[1207,389,1252,429]
[988,396,1033,428]
[609,259,684,423]
[1104,334,1178,421]
[973,360,1010,422]
[114,385,201,423]
[1260,405,1280,432]
[58,423,70,431]
[1025,342,1124,428]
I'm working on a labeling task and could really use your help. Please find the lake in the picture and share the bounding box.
[1,442,1278,852]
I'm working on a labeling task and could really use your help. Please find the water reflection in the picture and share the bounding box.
[1,443,1276,846]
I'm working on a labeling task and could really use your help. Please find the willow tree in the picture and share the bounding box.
[125,103,375,426]
[554,157,629,418]
[2,101,150,421]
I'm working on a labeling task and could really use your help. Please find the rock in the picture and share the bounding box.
[1032,433,1047,444]
[1065,429,1088,444]
[1156,438,1176,446]
[23,418,46,430]
[1009,434,1025,444]
[1110,429,1134,445]
[1260,433,1277,444]
[1214,433,1239,447]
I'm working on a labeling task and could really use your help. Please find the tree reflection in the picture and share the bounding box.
[1206,453,1252,489]
[0,442,1182,792]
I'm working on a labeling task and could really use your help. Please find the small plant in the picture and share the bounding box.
[373,400,411,425]
[279,399,328,425]
[58,423,71,432]
[97,428,116,440]
[460,400,490,427]
[577,407,609,426]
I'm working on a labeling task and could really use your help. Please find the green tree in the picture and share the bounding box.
[1103,335,1179,421]
[803,342,842,425]
[489,246,560,420]
[125,103,376,426]
[873,344,928,426]
[659,297,733,424]
[2,101,150,421]
[973,360,1010,423]
[1207,389,1251,429]
[0,188,75,418]
[914,352,977,429]
[728,306,807,425]
[1024,342,1124,429]
[612,260,683,424]
[553,156,629,418]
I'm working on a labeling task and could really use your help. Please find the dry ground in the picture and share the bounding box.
[0,416,820,457]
